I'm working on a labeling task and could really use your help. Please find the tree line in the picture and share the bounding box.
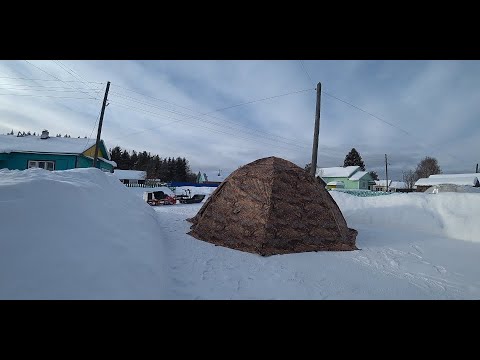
[109,146,197,182]
[4,129,86,138]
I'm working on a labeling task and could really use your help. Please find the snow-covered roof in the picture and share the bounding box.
[348,171,369,181]
[316,166,359,178]
[113,170,147,180]
[374,180,407,189]
[0,134,111,159]
[415,176,479,187]
[375,180,392,187]
[84,156,117,168]
[430,173,480,179]
[391,181,407,189]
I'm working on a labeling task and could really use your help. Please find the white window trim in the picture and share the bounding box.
[28,160,55,171]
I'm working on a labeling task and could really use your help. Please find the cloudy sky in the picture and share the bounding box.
[0,60,479,180]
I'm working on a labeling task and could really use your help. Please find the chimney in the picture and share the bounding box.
[40,130,49,139]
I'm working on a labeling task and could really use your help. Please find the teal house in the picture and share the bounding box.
[0,130,116,172]
[316,165,375,190]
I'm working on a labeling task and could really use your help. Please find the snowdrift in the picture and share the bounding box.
[331,191,480,243]
[0,168,168,299]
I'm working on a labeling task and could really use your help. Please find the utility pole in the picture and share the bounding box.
[93,81,110,168]
[385,154,389,192]
[310,82,322,177]
[476,163,478,173]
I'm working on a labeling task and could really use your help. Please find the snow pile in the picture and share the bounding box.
[425,184,480,194]
[0,168,168,299]
[330,191,480,243]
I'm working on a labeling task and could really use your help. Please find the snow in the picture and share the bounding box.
[2,167,480,299]
[0,134,111,159]
[390,181,407,189]
[113,169,147,180]
[425,184,480,194]
[316,166,359,178]
[0,168,168,299]
[156,191,480,299]
[415,176,479,187]
[348,170,369,181]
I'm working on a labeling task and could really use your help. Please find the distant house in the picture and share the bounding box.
[316,166,375,190]
[373,180,410,192]
[0,130,116,172]
[196,171,208,184]
[197,170,228,185]
[415,174,480,192]
[113,170,147,185]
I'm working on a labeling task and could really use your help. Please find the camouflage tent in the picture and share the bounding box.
[188,157,358,256]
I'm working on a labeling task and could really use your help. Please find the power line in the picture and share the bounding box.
[52,60,103,98]
[321,90,461,162]
[24,60,99,100]
[109,98,306,149]
[212,88,314,113]
[0,87,102,94]
[322,90,412,136]
[110,84,313,144]
[0,76,103,84]
[108,92,305,147]
[0,82,103,90]
[299,60,314,86]
[108,100,305,152]
[0,93,98,100]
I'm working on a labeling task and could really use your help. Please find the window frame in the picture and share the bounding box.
[28,160,56,171]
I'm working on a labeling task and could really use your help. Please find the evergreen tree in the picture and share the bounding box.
[130,150,138,169]
[119,150,131,170]
[343,148,366,171]
[27,131,31,136]
[368,171,379,180]
[33,132,36,136]
[109,146,122,167]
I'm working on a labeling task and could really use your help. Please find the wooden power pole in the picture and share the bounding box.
[310,82,322,177]
[476,163,478,173]
[385,154,389,192]
[93,81,110,168]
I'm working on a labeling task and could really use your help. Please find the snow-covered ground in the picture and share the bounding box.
[2,168,480,299]
[0,168,168,300]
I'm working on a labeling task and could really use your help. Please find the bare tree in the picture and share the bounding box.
[402,169,417,190]
[414,156,442,179]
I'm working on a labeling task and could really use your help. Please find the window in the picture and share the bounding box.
[28,160,55,171]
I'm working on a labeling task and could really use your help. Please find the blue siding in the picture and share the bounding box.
[169,182,219,187]
[0,153,77,170]
[76,155,114,172]
[0,152,114,172]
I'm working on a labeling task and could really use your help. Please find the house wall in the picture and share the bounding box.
[0,153,77,170]
[322,174,374,190]
[76,156,114,172]
[82,143,108,159]
[321,177,359,189]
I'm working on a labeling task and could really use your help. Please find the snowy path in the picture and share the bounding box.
[153,204,480,299]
